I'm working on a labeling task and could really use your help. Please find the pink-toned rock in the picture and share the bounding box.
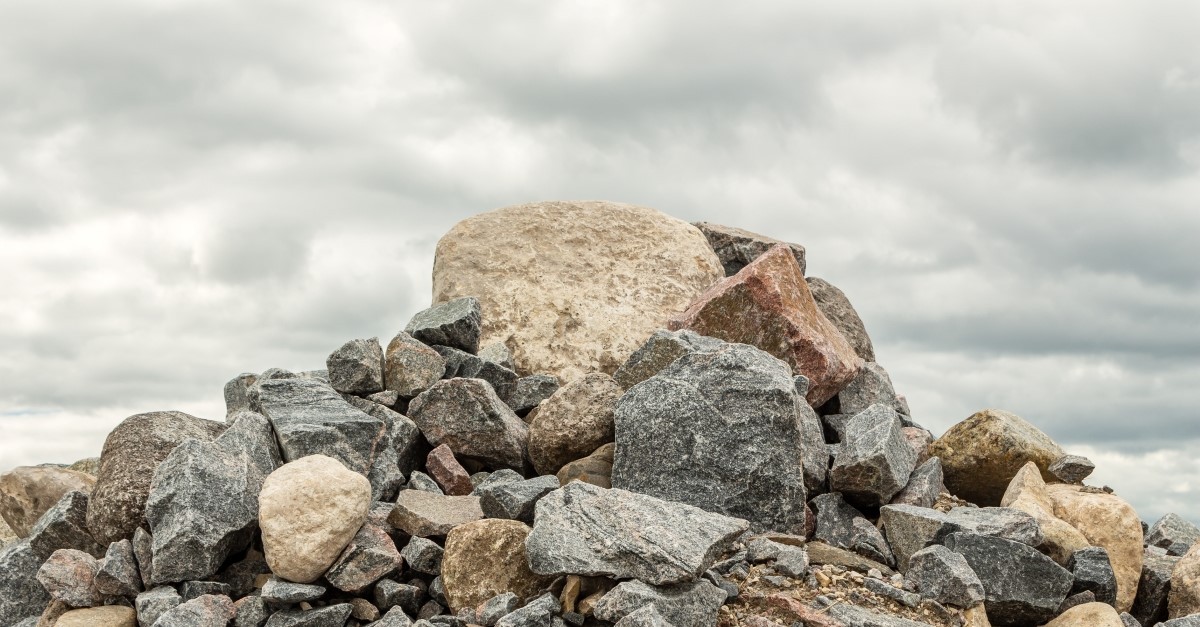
[902,427,933,465]
[668,244,861,406]
[426,445,473,497]
[36,549,103,608]
[0,466,96,538]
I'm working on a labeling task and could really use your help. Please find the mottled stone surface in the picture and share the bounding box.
[55,606,137,627]
[1000,461,1090,565]
[0,466,95,538]
[441,519,555,614]
[1044,602,1124,627]
[477,592,519,627]
[806,541,896,577]
[507,375,560,416]
[612,342,807,533]
[407,378,529,472]
[494,593,559,627]
[264,604,353,627]
[262,577,326,603]
[426,445,473,497]
[87,411,226,545]
[1049,454,1095,484]
[1149,513,1200,557]
[0,541,51,626]
[668,244,861,406]
[1045,484,1143,612]
[343,396,424,484]
[797,400,830,496]
[810,492,893,566]
[906,545,985,608]
[692,221,806,277]
[95,539,141,597]
[835,362,905,417]
[406,297,483,354]
[435,346,521,403]
[327,337,385,395]
[593,580,726,627]
[37,548,103,607]
[829,404,917,509]
[1069,546,1118,605]
[389,490,484,537]
[152,594,236,627]
[477,475,559,523]
[944,532,1073,626]
[890,457,943,509]
[943,507,1044,547]
[612,330,724,391]
[526,482,748,585]
[135,586,181,627]
[806,277,875,362]
[556,443,615,490]
[400,537,443,575]
[878,505,958,572]
[324,515,403,592]
[27,490,104,560]
[383,332,446,399]
[528,373,619,476]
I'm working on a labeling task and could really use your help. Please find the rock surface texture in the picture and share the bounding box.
[440,519,554,614]
[0,466,96,538]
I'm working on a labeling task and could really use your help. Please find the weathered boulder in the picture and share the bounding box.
[528,373,619,476]
[668,244,861,406]
[1000,461,1090,565]
[929,409,1065,507]
[135,586,182,627]
[151,594,236,626]
[809,492,893,566]
[525,482,748,585]
[432,201,724,380]
[262,577,326,603]
[797,394,830,496]
[613,606,676,627]
[0,466,95,538]
[835,362,905,417]
[1045,484,1143,612]
[259,455,372,584]
[902,427,934,466]
[37,548,103,607]
[828,404,917,508]
[435,345,521,402]
[890,457,943,509]
[593,580,726,627]
[0,541,51,625]
[27,490,104,559]
[612,341,807,533]
[383,332,446,399]
[692,221,807,277]
[906,545,985,608]
[407,378,529,472]
[943,507,1044,547]
[406,297,483,354]
[441,519,555,614]
[265,604,353,627]
[342,396,424,483]
[556,443,615,489]
[389,490,484,537]
[494,593,559,627]
[1043,602,1124,627]
[87,411,226,545]
[327,338,385,395]
[95,539,141,597]
[1169,542,1200,619]
[1069,546,1118,606]
[132,527,153,589]
[1149,513,1200,557]
[746,537,810,577]
[944,532,1073,626]
[612,330,724,391]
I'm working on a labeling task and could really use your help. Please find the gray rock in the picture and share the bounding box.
[612,330,724,390]
[435,346,520,403]
[477,475,560,523]
[95,539,142,597]
[1131,550,1178,626]
[389,491,483,537]
[132,528,154,591]
[1048,454,1096,484]
[375,579,426,615]
[0,541,51,626]
[863,577,921,608]
[825,604,936,627]
[235,596,269,627]
[611,342,807,533]
[943,507,1044,548]
[343,396,424,481]
[376,607,416,627]
[1068,546,1117,605]
[889,457,943,509]
[264,603,353,627]
[829,404,917,509]
[836,362,905,417]
[217,548,268,599]
[1118,613,1141,627]
[525,482,748,585]
[1163,618,1200,627]
[325,515,403,592]
[877,504,959,572]
[593,580,725,627]
[507,376,560,416]
[478,592,519,626]
[943,532,1073,626]
[1147,513,1200,556]
[262,577,326,603]
[905,545,985,608]
[407,379,529,472]
[384,332,447,399]
[28,489,104,559]
[478,343,515,370]
[613,606,676,627]
[1056,590,1096,614]
[224,373,258,418]
[797,401,829,496]
[179,580,231,601]
[407,297,483,354]
[692,221,806,277]
[368,390,402,407]
[494,593,558,627]
[400,537,444,575]
[136,586,182,627]
[810,492,894,566]
[773,545,810,578]
[407,472,445,495]
[327,338,386,395]
[37,548,103,607]
[471,469,524,494]
[806,277,875,362]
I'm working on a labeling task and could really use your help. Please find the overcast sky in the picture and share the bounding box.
[1,1,1198,522]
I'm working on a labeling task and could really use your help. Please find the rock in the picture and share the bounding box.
[692,221,807,277]
[426,445,474,497]
[441,519,555,614]
[234,596,269,627]
[375,607,416,627]
[87,411,227,545]
[507,375,560,416]
[477,593,519,627]
[27,490,105,560]
[56,606,137,627]
[390,491,484,537]
[262,577,325,603]
[95,539,141,597]
[224,373,258,418]
[435,346,521,403]
[1044,484,1144,612]
[343,396,424,483]
[612,330,724,391]
[805,277,875,362]
[1069,546,1118,606]
[406,297,483,354]
[408,379,530,472]
[906,545,985,608]
[367,390,401,407]
[592,580,726,627]
[132,528,153,591]
[37,548,102,607]
[0,541,52,625]
[477,475,559,523]
[797,400,830,496]
[1165,618,1200,627]
[612,341,807,533]
[943,507,1044,547]
[494,593,559,627]
[479,343,515,369]
[1169,542,1200,619]
[902,427,934,466]
[877,505,958,572]
[250,375,403,501]
[1049,454,1095,484]
[259,455,372,584]
[528,373,619,476]
[943,532,1073,626]
[890,457,943,509]
[179,581,231,602]
[1058,590,1098,614]
[809,492,893,566]
[1149,514,1200,557]
[327,338,385,395]
[825,604,934,627]
[556,444,614,489]
[805,541,897,577]
[828,404,917,509]
[264,604,354,627]
[613,606,675,627]
[432,201,725,381]
[136,587,181,627]
[383,332,447,399]
[929,409,1065,507]
[324,514,403,592]
[1000,461,1090,565]
[1043,602,1125,627]
[744,539,809,578]
[1132,550,1178,626]
[401,537,444,575]
[471,469,523,493]
[835,362,905,417]
[668,244,861,406]
[0,466,96,538]
[376,579,426,615]
[526,482,747,585]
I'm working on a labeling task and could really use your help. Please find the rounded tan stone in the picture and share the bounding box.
[528,373,621,476]
[55,605,137,627]
[1168,542,1200,618]
[441,519,555,614]
[1042,602,1123,627]
[557,443,615,489]
[1000,462,1089,565]
[259,455,372,583]
[432,201,724,381]
[0,466,96,538]
[1044,484,1143,612]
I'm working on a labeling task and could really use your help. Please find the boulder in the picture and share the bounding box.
[943,507,1044,547]
[437,349,521,406]
[905,545,985,608]
[1169,542,1200,619]
[324,514,403,592]
[902,427,934,466]
[805,277,875,362]
[611,341,807,533]
[151,594,236,626]
[342,396,424,483]
[259,455,372,584]
[667,244,861,406]
[87,411,226,545]
[56,606,137,627]
[261,577,326,603]
[828,404,917,508]
[1049,454,1095,484]
[1133,550,1179,626]
[1149,513,1200,557]
[556,443,615,489]
[507,375,560,416]
[383,332,446,399]
[494,593,559,627]
[592,580,726,627]
[613,606,676,627]
[406,297,483,354]
[0,466,95,538]
[1000,461,1090,565]
[407,378,529,472]
[389,490,484,537]
[1069,546,1118,606]
[809,492,893,566]
[135,586,182,627]
[400,537,443,575]
[0,541,51,625]
[692,221,807,277]
[1043,602,1125,627]
[805,541,897,577]
[797,397,830,496]
[835,362,905,417]
[528,373,620,476]
[27,490,104,559]
[525,482,748,585]
[95,539,141,597]
[441,519,555,614]
[943,532,1073,626]
[929,409,1065,507]
[326,338,385,395]
[37,548,103,607]
[1045,484,1143,612]
[477,592,519,626]
[877,505,958,572]
[612,330,724,391]
[265,604,353,627]
[890,457,943,509]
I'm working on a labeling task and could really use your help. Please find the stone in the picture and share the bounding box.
[507,375,560,416]
[224,372,258,418]
[592,580,726,627]
[390,491,484,537]
[902,427,934,466]
[1058,590,1097,614]
[95,539,141,597]
[327,338,385,395]
[263,604,353,627]
[943,507,1044,547]
[862,578,922,608]
[1043,602,1125,627]
[825,604,933,627]
[407,297,483,354]
[477,593,519,626]
[368,390,402,407]
[612,330,724,391]
[692,221,807,277]
[426,445,474,497]
[668,245,861,406]
[772,544,811,578]
[375,607,416,627]
[479,343,515,369]
[878,505,958,572]
[441,519,556,614]
[262,577,326,602]
[1000,462,1091,565]
[250,374,403,500]
[408,379,530,472]
[384,332,447,399]
[612,341,807,533]
[324,515,404,592]
[87,411,226,545]
[179,581,231,602]
[906,545,985,608]
[342,396,424,482]
[432,201,725,381]
[136,587,181,627]
[1169,542,1200,619]
[613,606,675,627]
[132,528,154,590]
[1049,454,1096,484]
[477,475,560,523]
[528,373,619,476]
[1132,550,1178,626]
[234,596,269,627]
[943,532,1073,626]
[805,276,875,362]
[556,444,614,489]
[929,409,1065,507]
[1149,514,1200,557]
[835,362,906,417]
[435,346,521,403]
[890,457,943,509]
[0,541,52,626]
[471,469,523,493]
[1166,618,1200,627]
[27,490,105,560]
[56,606,137,627]
[1070,546,1118,605]
[797,400,830,496]
[1045,484,1144,612]
[259,455,372,584]
[805,541,897,577]
[828,404,918,509]
[37,548,103,607]
[401,537,444,575]
[494,593,559,627]
[809,492,893,566]
[525,482,748,585]
[0,466,95,538]
[376,579,426,615]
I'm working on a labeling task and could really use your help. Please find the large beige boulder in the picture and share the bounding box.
[1000,462,1090,565]
[1168,542,1200,618]
[0,466,95,537]
[1042,602,1123,627]
[441,519,555,614]
[431,201,724,381]
[1044,485,1143,612]
[928,409,1064,506]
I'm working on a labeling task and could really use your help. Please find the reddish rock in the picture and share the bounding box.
[668,244,861,406]
[902,427,934,465]
[426,445,473,497]
[36,549,103,608]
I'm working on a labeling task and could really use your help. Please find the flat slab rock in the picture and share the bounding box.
[389,490,484,537]
[593,579,727,627]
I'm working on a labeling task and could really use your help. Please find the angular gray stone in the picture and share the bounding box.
[477,475,560,523]
[836,362,905,417]
[407,378,529,472]
[507,375,560,416]
[478,592,519,627]
[407,297,483,354]
[890,457,943,509]
[797,400,829,496]
[1147,513,1200,557]
[1131,550,1178,626]
[613,606,676,627]
[368,390,402,407]
[179,580,231,602]
[401,537,444,575]
[943,507,1044,548]
[1068,546,1118,605]
[235,596,269,627]
[479,343,515,370]
[0,541,51,626]
[435,346,520,403]
[344,396,424,482]
[906,545,985,608]
[863,577,921,608]
[224,373,258,419]
[1048,454,1096,484]
[943,532,1073,626]
[525,482,748,585]
[612,330,725,391]
[611,342,807,533]
[494,593,558,627]
[878,505,959,572]
[28,490,104,560]
[327,338,385,395]
[810,492,893,566]
[262,577,326,602]
[1164,618,1200,627]
[390,491,483,537]
[592,580,725,627]
[407,472,444,495]
[471,469,523,494]
[829,404,918,509]
[385,332,447,399]
[324,515,403,592]
[375,579,426,615]
[825,604,935,627]
[806,277,875,362]
[1118,613,1141,627]
[136,586,182,627]
[376,606,416,627]
[132,528,154,591]
[773,544,811,578]
[95,539,141,597]
[692,221,806,277]
[264,603,354,627]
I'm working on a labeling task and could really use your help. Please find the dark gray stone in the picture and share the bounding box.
[407,378,529,472]
[943,532,1072,626]
[773,545,810,578]
[863,577,921,608]
[810,493,893,566]
[797,401,829,496]
[262,577,325,603]
[478,592,519,626]
[407,472,444,495]
[477,475,560,523]
[906,545,985,609]
[28,489,104,559]
[136,586,182,627]
[344,396,424,482]
[435,346,519,402]
[429,576,447,606]
[1057,590,1096,614]
[0,541,51,626]
[613,606,676,627]
[507,376,560,415]
[890,457,943,509]
[1048,454,1096,484]
[224,373,258,418]
[1131,550,1178,626]
[375,579,425,615]
[376,606,416,627]
[692,221,806,277]
[593,580,725,627]
[612,330,725,390]
[214,550,269,599]
[368,390,402,408]
[806,277,875,362]
[826,604,936,627]
[526,482,748,585]
[471,469,523,494]
[836,362,905,417]
[1119,613,1141,627]
[877,504,958,572]
[1164,618,1200,627]
[943,507,1044,548]
[611,342,807,533]
[478,343,515,370]
[37,548,103,607]
[384,332,447,399]
[133,527,154,591]
[264,603,353,627]
[325,515,403,592]
[327,338,386,395]
[829,404,917,509]
[1068,546,1117,605]
[417,601,444,620]
[179,580,231,601]
[400,537,444,575]
[95,539,142,597]
[406,297,483,354]
[1147,513,1200,556]
[235,595,269,627]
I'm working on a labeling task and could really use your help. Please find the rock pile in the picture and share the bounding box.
[0,200,1196,627]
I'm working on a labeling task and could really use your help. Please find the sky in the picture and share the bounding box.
[1,0,1198,522]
